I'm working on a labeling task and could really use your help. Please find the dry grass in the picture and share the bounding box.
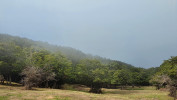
[0,84,175,100]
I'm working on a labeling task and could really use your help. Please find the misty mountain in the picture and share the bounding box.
[0,33,134,67]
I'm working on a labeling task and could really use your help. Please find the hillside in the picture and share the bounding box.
[0,33,132,66]
[0,33,159,94]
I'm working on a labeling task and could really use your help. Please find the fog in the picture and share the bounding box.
[0,0,177,68]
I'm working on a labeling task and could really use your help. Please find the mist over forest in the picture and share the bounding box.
[0,0,177,99]
[1,0,177,68]
[0,34,176,94]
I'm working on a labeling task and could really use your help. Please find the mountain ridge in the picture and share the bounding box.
[0,33,134,67]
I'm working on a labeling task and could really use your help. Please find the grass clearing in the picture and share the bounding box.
[0,84,175,100]
[0,96,9,100]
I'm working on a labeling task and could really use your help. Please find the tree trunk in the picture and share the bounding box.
[114,84,117,89]
[6,77,9,85]
[89,83,102,94]
[121,86,123,90]
[9,75,11,86]
[1,79,5,85]
[25,83,32,90]
[89,87,102,94]
[52,82,56,89]
[45,81,49,88]
[169,86,176,100]
[132,84,134,88]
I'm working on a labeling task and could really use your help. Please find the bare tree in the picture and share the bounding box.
[21,66,56,90]
[150,74,176,99]
[160,75,176,100]
[21,66,43,90]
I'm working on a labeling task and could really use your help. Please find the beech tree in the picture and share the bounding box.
[0,43,24,85]
[76,59,106,93]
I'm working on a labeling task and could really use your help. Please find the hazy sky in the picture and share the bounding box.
[0,0,177,68]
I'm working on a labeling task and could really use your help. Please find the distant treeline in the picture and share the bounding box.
[0,34,176,95]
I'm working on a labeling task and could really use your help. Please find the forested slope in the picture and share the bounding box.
[0,33,158,93]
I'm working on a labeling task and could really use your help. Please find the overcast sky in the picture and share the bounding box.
[0,0,177,68]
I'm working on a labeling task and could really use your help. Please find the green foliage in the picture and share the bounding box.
[112,69,131,85]
[76,59,102,85]
[151,57,177,99]
[156,57,177,81]
[75,59,107,93]
[0,33,161,92]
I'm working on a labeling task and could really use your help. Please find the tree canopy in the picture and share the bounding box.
[0,33,161,93]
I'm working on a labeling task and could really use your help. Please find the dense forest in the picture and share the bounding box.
[0,34,176,96]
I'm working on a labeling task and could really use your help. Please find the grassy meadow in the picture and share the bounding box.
[0,84,175,100]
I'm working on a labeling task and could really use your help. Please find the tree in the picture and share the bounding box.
[150,75,168,90]
[21,66,44,90]
[50,52,72,88]
[21,66,55,90]
[167,57,177,99]
[150,74,176,99]
[22,49,67,88]
[151,56,177,99]
[0,43,25,84]
[112,69,131,90]
[76,59,105,93]
[131,72,141,88]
